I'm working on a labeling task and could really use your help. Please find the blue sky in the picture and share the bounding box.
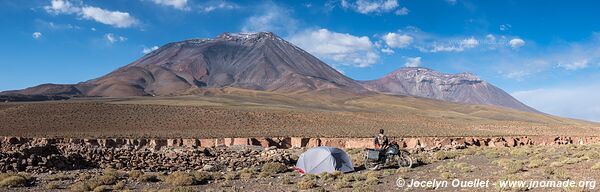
[1,0,600,122]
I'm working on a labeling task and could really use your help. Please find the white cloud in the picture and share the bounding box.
[152,0,188,10]
[32,32,43,39]
[404,57,421,67]
[81,7,137,28]
[394,7,409,15]
[382,32,413,48]
[502,70,530,81]
[461,37,478,48]
[558,59,589,70]
[509,38,525,48]
[105,33,127,43]
[143,46,159,54]
[289,28,379,67]
[201,1,238,13]
[427,37,479,52]
[241,3,297,35]
[381,48,394,54]
[500,24,511,31]
[513,85,600,122]
[342,0,401,14]
[44,0,80,14]
[446,0,457,5]
[485,34,496,42]
[43,0,137,28]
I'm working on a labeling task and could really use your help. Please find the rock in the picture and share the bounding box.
[202,164,217,172]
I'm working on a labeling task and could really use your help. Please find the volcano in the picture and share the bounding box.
[362,67,538,113]
[2,32,368,97]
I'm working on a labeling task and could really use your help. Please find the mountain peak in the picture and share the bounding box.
[363,67,537,113]
[389,67,482,85]
[4,31,367,97]
[217,32,279,42]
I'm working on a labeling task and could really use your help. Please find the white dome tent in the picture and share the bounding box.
[294,147,354,174]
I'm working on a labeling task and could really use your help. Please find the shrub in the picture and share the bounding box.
[433,151,458,160]
[342,174,355,182]
[319,171,341,181]
[165,172,195,186]
[352,181,375,192]
[46,182,60,189]
[383,169,395,176]
[452,162,473,173]
[224,172,238,181]
[550,161,564,167]
[494,159,524,174]
[0,174,10,181]
[47,173,74,181]
[553,170,570,180]
[261,162,288,174]
[333,180,349,189]
[240,172,253,180]
[259,171,271,178]
[281,175,293,185]
[114,181,126,190]
[505,161,524,174]
[129,170,143,179]
[297,175,317,190]
[592,162,600,170]
[97,174,118,185]
[78,173,93,181]
[562,157,585,165]
[138,174,160,182]
[191,171,213,183]
[528,159,545,168]
[353,173,367,181]
[101,168,124,180]
[365,176,378,185]
[484,150,501,159]
[584,151,600,160]
[396,167,411,174]
[70,181,92,192]
[0,175,27,188]
[440,172,453,179]
[510,148,529,157]
[93,185,111,192]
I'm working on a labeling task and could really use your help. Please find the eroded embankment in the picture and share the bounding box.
[1,136,598,173]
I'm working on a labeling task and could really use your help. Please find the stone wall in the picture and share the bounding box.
[1,136,598,173]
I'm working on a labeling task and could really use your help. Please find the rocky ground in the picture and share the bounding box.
[1,142,600,191]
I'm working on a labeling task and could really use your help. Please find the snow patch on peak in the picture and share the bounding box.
[393,67,483,85]
[217,32,280,42]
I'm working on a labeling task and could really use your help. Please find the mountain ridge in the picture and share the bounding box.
[361,67,538,113]
[1,32,537,113]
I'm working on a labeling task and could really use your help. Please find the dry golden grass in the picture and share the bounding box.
[1,88,599,138]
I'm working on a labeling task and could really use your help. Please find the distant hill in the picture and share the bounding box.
[362,67,538,113]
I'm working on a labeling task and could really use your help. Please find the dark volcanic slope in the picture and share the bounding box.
[2,32,367,97]
[362,67,538,113]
